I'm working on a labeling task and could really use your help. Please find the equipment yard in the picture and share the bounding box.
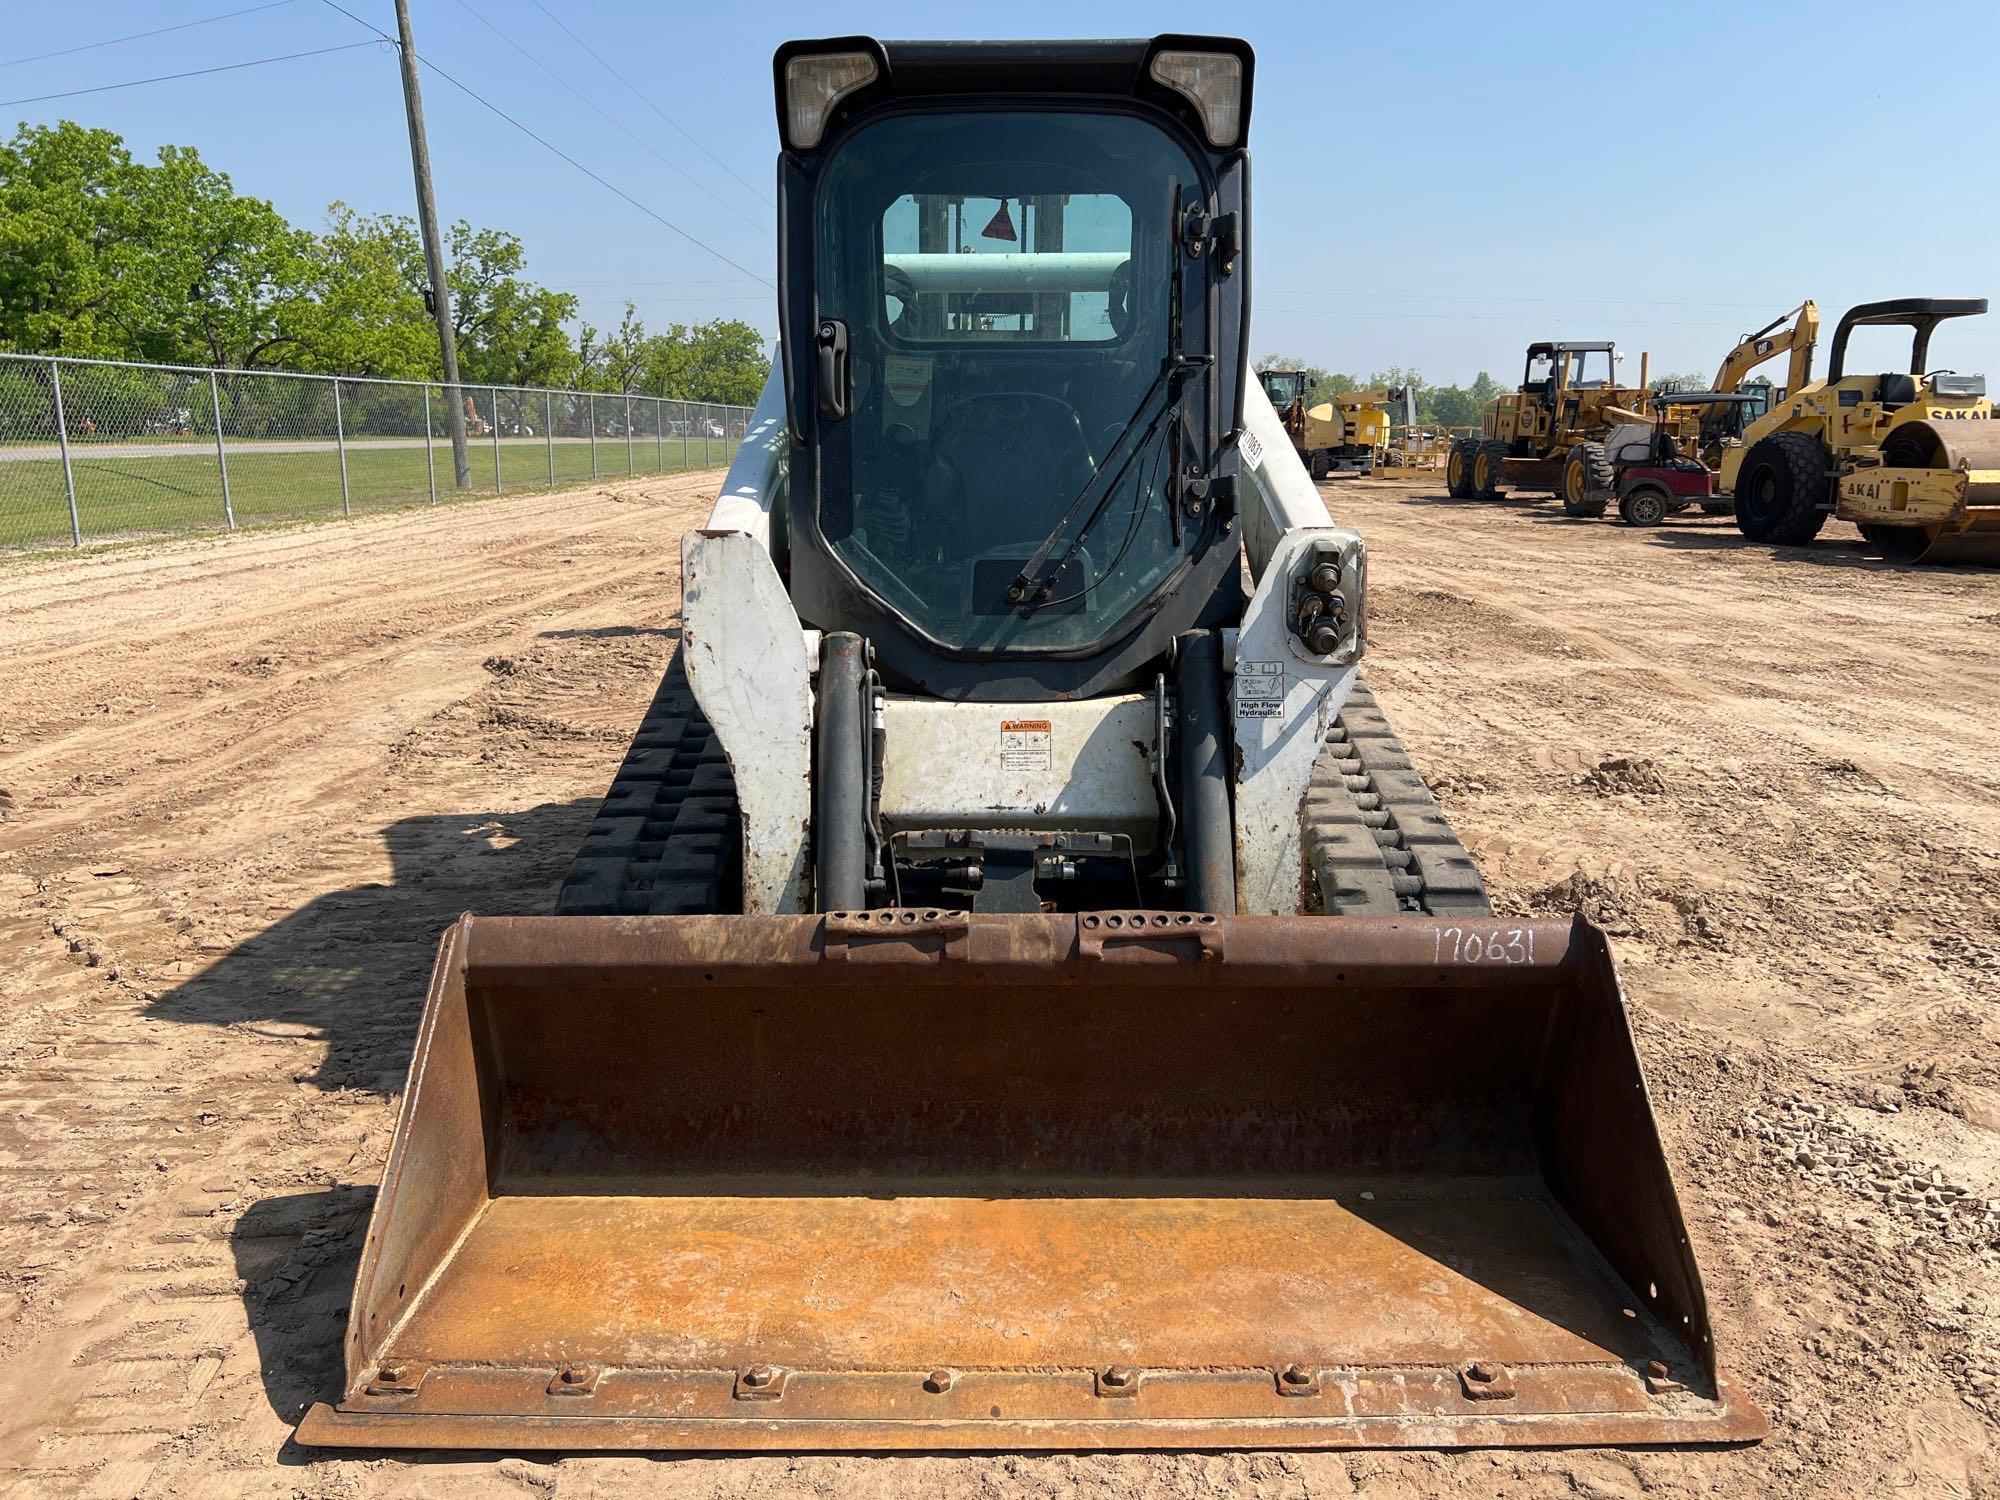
[0,472,1992,1497]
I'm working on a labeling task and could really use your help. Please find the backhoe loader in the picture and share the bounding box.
[1700,301,1817,470]
[1719,298,1998,563]
[299,34,1763,1454]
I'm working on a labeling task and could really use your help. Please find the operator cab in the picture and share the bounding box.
[1258,369,1308,408]
[1524,340,1617,396]
[774,36,1254,700]
[1825,297,1988,410]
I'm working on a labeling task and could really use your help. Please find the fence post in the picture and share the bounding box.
[424,384,436,504]
[545,390,555,486]
[655,397,664,473]
[681,400,690,470]
[491,387,502,491]
[589,393,598,478]
[208,370,235,529]
[625,393,634,476]
[333,376,351,517]
[49,359,81,547]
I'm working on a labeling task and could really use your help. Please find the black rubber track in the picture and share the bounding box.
[1303,679,1492,916]
[556,647,740,915]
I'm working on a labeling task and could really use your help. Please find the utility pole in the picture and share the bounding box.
[394,0,471,488]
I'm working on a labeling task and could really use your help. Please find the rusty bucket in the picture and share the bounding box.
[297,910,1764,1451]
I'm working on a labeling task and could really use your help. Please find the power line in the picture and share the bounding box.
[1264,306,1752,330]
[0,0,299,70]
[415,54,771,287]
[0,41,381,109]
[446,0,766,235]
[315,0,770,288]
[524,0,768,207]
[1265,288,1788,312]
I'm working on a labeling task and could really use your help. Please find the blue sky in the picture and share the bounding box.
[6,0,1997,385]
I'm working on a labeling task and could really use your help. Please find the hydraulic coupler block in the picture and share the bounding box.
[1288,536,1365,662]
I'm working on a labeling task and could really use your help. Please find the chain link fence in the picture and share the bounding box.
[0,353,752,552]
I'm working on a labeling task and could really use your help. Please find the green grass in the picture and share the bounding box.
[0,435,738,550]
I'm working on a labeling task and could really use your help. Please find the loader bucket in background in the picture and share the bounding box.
[298,911,1765,1452]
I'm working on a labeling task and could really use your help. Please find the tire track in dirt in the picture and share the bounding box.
[1,472,1995,1500]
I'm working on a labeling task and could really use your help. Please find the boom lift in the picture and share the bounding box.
[1258,370,1412,476]
[299,34,1765,1455]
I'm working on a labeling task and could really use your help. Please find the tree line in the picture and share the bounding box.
[0,122,769,403]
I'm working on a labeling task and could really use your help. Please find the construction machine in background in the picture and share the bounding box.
[1446,340,1694,517]
[1700,301,1817,468]
[1719,298,1998,563]
[1574,303,1821,529]
[1259,369,1412,476]
[1593,392,1761,527]
[1378,422,1474,480]
[299,35,1764,1454]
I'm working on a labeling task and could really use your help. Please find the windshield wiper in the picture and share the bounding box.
[1005,361,1182,608]
[1008,184,1213,612]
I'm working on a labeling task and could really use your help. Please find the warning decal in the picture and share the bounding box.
[1235,660,1285,720]
[1000,718,1053,773]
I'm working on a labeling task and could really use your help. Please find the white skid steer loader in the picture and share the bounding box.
[300,34,1764,1454]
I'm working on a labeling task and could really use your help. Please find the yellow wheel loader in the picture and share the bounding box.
[1446,341,1687,518]
[298,34,1764,1455]
[1717,298,1999,563]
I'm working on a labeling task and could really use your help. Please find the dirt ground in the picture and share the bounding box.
[0,473,1995,1498]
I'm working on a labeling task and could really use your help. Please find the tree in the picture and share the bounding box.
[0,124,310,368]
[0,122,142,357]
[578,308,771,403]
[656,318,769,405]
[0,120,749,397]
[1649,371,1709,395]
[279,204,434,378]
[1254,354,1359,399]
[443,220,579,388]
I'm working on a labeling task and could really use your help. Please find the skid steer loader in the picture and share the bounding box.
[299,35,1764,1454]
[1718,298,1999,563]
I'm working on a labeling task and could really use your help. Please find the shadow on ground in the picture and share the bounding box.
[148,800,598,1094]
[171,800,594,1452]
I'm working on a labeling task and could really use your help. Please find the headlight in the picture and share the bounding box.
[1148,50,1244,148]
[783,51,878,149]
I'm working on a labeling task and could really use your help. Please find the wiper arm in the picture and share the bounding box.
[1005,360,1179,608]
[1008,354,1208,612]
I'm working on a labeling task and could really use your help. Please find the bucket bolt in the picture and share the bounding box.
[743,1364,776,1388]
[1096,1364,1143,1398]
[1277,1362,1321,1398]
[1642,1357,1684,1395]
[1459,1360,1516,1401]
[924,1368,955,1394]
